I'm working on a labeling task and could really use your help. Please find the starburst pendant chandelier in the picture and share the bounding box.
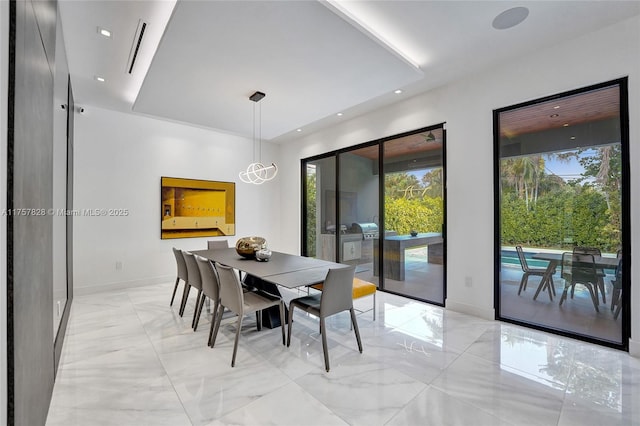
[239,91,278,184]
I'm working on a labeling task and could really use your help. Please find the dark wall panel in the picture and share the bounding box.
[8,0,57,424]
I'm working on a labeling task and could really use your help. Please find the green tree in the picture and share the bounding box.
[306,168,317,257]
[385,172,421,199]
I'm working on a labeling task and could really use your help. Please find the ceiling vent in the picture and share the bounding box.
[126,20,147,74]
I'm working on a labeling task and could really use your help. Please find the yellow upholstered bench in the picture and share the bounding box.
[311,277,376,321]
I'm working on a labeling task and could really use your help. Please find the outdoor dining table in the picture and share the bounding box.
[531,252,619,302]
[193,248,346,327]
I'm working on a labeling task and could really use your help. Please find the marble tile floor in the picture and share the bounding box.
[46,281,640,426]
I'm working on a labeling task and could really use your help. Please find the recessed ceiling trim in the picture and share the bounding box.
[322,0,422,72]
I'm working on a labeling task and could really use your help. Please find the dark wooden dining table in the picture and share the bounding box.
[531,252,618,302]
[193,248,346,327]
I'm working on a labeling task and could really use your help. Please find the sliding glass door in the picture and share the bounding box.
[338,146,380,283]
[495,79,629,348]
[304,157,335,260]
[303,125,446,305]
[381,128,445,304]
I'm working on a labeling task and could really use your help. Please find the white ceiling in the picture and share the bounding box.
[59,0,640,143]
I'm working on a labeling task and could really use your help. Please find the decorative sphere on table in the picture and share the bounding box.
[235,236,267,259]
[255,248,272,262]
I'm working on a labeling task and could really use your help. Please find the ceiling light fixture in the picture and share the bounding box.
[239,91,278,185]
[94,76,105,82]
[337,112,343,117]
[296,128,302,132]
[394,89,403,94]
[97,27,111,38]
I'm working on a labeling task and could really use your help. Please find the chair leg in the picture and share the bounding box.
[373,292,376,321]
[210,307,224,348]
[193,292,206,331]
[614,297,622,320]
[231,316,243,367]
[570,282,576,299]
[586,284,600,312]
[170,277,180,306]
[611,287,620,312]
[350,308,363,353]
[207,300,224,346]
[320,317,330,372]
[518,274,529,295]
[559,284,570,306]
[287,305,295,347]
[207,309,218,347]
[279,302,286,345]
[598,278,606,304]
[192,290,203,329]
[179,285,191,316]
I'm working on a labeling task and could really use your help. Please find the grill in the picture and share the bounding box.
[352,222,379,240]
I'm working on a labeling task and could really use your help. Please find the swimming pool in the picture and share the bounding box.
[501,250,550,269]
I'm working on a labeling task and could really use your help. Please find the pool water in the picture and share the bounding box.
[501,250,549,269]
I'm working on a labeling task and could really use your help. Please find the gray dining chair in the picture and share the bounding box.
[171,248,188,307]
[287,265,362,372]
[182,251,204,329]
[207,240,229,250]
[572,246,606,304]
[210,262,285,367]
[560,252,600,312]
[194,255,221,337]
[515,245,550,296]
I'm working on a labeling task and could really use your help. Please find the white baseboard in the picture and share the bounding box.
[629,337,640,358]
[445,298,495,320]
[75,275,174,296]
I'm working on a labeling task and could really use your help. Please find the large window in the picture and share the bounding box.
[303,125,446,305]
[494,79,629,349]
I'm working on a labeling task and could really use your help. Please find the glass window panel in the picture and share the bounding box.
[305,157,335,260]
[496,83,625,346]
[381,128,445,304]
[338,146,380,285]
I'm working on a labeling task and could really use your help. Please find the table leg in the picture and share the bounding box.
[244,274,289,328]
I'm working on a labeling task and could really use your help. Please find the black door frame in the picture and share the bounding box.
[493,78,630,351]
[301,123,447,306]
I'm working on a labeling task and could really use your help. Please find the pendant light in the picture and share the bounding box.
[239,91,278,184]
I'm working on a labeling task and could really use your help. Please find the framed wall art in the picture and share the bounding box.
[161,177,235,239]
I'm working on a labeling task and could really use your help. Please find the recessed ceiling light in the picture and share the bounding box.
[296,128,302,132]
[97,27,111,38]
[563,123,569,127]
[94,76,105,82]
[553,106,560,109]
[394,89,403,94]
[550,114,559,118]
[492,7,529,30]
[336,112,343,117]
[570,136,576,140]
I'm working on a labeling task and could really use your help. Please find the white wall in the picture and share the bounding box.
[73,107,281,293]
[277,16,640,354]
[1,0,9,420]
